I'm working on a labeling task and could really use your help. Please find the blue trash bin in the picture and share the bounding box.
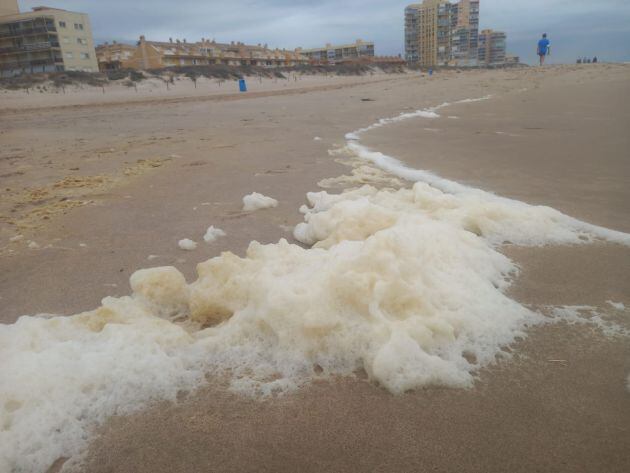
[239,79,247,92]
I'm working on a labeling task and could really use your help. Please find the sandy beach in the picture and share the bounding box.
[0,71,402,112]
[1,64,629,473]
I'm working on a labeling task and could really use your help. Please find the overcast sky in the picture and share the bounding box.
[19,0,630,64]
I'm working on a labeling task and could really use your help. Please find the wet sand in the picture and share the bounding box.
[1,64,629,472]
[361,66,630,233]
[83,324,629,473]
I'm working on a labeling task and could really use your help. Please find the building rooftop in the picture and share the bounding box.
[301,39,374,53]
[0,5,88,21]
[31,6,67,12]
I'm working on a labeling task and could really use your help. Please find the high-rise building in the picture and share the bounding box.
[450,0,479,66]
[406,0,484,67]
[478,29,506,66]
[0,5,98,76]
[404,5,421,64]
[405,0,453,68]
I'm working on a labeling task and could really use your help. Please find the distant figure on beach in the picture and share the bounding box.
[537,33,550,65]
[593,56,598,63]
[577,58,582,64]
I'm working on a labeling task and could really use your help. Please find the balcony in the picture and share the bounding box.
[0,41,58,55]
[0,58,57,69]
[26,41,56,50]
[0,26,57,39]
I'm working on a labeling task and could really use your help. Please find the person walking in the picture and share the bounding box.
[537,33,550,65]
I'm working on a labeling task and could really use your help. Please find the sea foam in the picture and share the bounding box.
[178,238,197,251]
[242,192,278,211]
[203,226,226,244]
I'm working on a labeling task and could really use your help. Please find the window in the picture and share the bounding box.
[74,23,84,30]
[59,21,66,28]
[63,36,70,44]
[80,52,90,60]
[65,52,73,59]
[77,38,87,45]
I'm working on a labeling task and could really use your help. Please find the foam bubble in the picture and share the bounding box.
[606,300,626,311]
[203,226,226,244]
[130,266,190,319]
[242,192,279,211]
[178,239,197,251]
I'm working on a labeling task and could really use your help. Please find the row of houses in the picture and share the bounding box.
[97,37,311,71]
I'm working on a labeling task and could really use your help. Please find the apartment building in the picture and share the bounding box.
[450,0,479,66]
[300,40,375,64]
[405,0,453,68]
[406,1,515,68]
[478,29,506,66]
[97,36,309,71]
[0,0,18,17]
[0,4,98,76]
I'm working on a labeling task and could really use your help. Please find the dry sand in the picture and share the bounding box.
[0,71,399,111]
[1,64,629,472]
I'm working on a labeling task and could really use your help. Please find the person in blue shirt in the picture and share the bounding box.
[537,33,550,65]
